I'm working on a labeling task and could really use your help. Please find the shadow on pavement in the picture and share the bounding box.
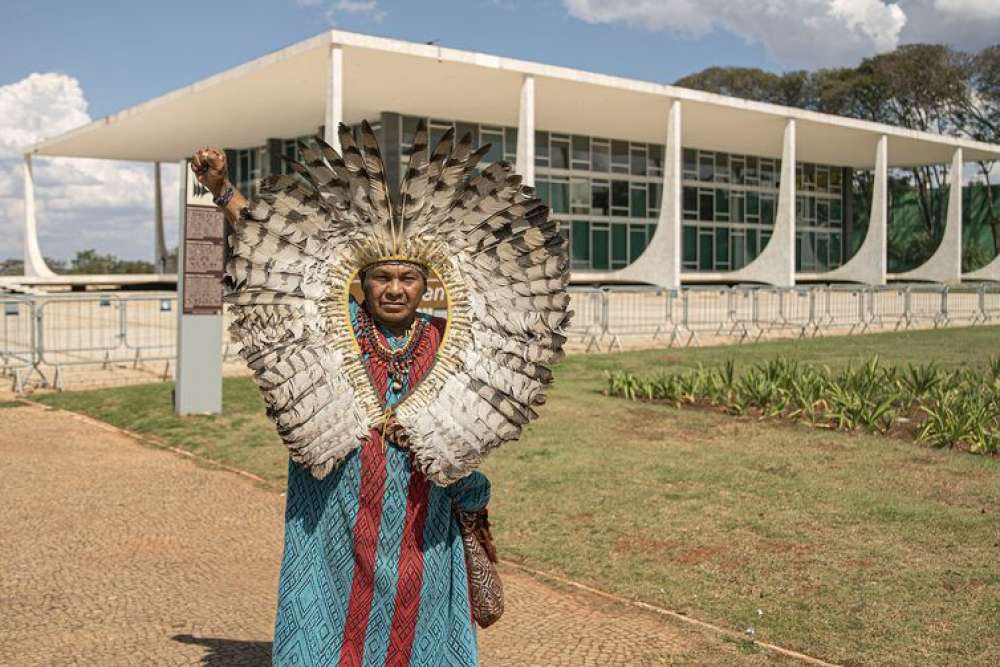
[172,634,272,666]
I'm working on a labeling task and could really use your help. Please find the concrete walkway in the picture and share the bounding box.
[0,403,795,666]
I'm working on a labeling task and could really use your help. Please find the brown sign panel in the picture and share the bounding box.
[182,205,225,315]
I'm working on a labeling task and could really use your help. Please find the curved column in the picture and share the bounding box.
[23,154,56,277]
[516,74,535,187]
[964,250,1000,281]
[892,147,963,283]
[724,118,797,286]
[591,99,681,289]
[325,43,343,153]
[822,135,888,285]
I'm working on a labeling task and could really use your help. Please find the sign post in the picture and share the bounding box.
[174,160,224,415]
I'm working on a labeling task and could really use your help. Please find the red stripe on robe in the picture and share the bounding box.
[339,314,445,666]
[337,426,388,667]
[385,466,429,665]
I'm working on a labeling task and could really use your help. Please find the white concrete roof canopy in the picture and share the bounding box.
[25,30,1000,167]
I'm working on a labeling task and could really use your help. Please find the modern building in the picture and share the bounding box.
[22,30,1000,286]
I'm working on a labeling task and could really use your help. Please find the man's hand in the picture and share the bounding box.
[191,147,229,197]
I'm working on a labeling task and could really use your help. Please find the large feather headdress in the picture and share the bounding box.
[224,121,571,486]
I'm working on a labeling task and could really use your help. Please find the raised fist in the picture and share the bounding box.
[191,147,228,197]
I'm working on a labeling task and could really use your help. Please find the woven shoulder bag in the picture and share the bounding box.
[456,508,504,628]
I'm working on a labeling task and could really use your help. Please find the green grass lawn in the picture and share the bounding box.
[32,325,1000,666]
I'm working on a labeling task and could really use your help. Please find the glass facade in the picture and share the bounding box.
[794,163,845,272]
[230,113,850,275]
[233,148,261,199]
[533,129,661,271]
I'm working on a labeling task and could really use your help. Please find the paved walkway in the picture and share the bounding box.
[1,403,794,666]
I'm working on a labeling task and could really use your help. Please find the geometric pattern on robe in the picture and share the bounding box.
[272,297,491,666]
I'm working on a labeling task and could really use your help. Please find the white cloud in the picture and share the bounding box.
[934,0,1000,21]
[562,0,1000,67]
[828,0,907,52]
[900,0,1000,52]
[302,0,386,26]
[0,73,179,266]
[562,0,908,66]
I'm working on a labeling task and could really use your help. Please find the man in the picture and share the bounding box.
[192,147,492,666]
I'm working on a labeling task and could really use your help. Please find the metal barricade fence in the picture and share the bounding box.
[36,295,127,368]
[783,287,818,338]
[1,297,36,391]
[866,286,908,331]
[945,286,983,325]
[602,287,675,351]
[726,287,756,341]
[817,285,867,334]
[982,284,1000,322]
[566,288,605,351]
[752,287,816,339]
[121,296,179,363]
[678,287,733,346]
[904,285,947,328]
[5,282,1000,392]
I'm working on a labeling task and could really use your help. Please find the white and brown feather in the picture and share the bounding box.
[224,119,571,486]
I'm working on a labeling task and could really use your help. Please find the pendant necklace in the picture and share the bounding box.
[358,307,427,394]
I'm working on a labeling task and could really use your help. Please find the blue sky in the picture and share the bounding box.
[1,1,776,120]
[2,0,999,263]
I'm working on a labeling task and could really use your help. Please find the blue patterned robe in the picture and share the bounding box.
[272,300,490,666]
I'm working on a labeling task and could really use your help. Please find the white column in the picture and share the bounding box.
[773,119,797,286]
[893,147,963,283]
[727,119,796,286]
[154,162,167,273]
[661,99,682,289]
[325,43,344,153]
[596,100,681,288]
[23,154,55,277]
[945,148,964,282]
[516,75,535,187]
[823,135,888,285]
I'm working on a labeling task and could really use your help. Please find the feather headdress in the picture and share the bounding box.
[223,120,571,486]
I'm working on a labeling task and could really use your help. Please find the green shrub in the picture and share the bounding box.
[606,356,1000,455]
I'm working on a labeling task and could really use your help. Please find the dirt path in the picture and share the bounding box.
[1,403,798,666]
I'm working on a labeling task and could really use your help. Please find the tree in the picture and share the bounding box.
[813,66,892,122]
[0,259,24,276]
[674,67,816,108]
[965,45,1000,255]
[862,45,970,250]
[0,257,66,276]
[68,249,154,275]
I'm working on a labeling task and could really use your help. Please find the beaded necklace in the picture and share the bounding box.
[357,305,428,393]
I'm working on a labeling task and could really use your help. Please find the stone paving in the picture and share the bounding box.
[1,403,800,665]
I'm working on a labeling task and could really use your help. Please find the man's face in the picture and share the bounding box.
[362,263,426,327]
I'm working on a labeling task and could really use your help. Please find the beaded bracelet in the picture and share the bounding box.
[213,184,235,208]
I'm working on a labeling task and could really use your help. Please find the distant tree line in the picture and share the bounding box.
[0,248,177,276]
[676,43,1000,271]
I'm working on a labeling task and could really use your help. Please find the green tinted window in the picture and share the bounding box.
[592,227,610,269]
[699,232,713,271]
[630,226,647,262]
[716,227,729,265]
[571,221,590,264]
[612,224,628,264]
[683,225,697,264]
[630,186,647,218]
